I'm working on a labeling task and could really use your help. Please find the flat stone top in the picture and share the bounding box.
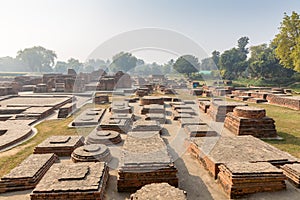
[122,133,171,165]
[37,136,83,147]
[33,162,106,193]
[112,101,129,108]
[282,163,300,175]
[221,162,282,174]
[284,96,300,100]
[212,101,247,107]
[111,113,133,118]
[23,107,53,114]
[58,165,89,181]
[179,117,204,124]
[141,96,163,100]
[0,120,33,149]
[191,136,297,164]
[143,104,164,109]
[49,136,71,144]
[2,154,55,179]
[145,113,165,118]
[90,129,119,138]
[73,144,108,156]
[185,124,211,132]
[0,96,71,107]
[234,106,265,112]
[127,131,160,138]
[133,120,160,127]
[173,105,193,110]
[123,133,166,154]
[129,183,187,200]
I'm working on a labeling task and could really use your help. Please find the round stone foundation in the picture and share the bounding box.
[86,130,122,145]
[233,106,266,119]
[71,144,112,162]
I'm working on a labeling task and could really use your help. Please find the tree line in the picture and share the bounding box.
[0,11,298,82]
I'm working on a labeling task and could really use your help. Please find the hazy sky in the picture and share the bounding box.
[0,0,299,63]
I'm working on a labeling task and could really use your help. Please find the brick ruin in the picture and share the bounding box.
[218,162,286,198]
[117,132,178,192]
[34,136,84,156]
[71,108,106,127]
[30,162,109,200]
[188,136,297,179]
[281,163,300,188]
[224,106,277,138]
[71,144,112,163]
[0,154,58,193]
[86,129,122,145]
[207,101,247,122]
[128,183,187,200]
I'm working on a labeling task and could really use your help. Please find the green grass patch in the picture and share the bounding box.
[0,103,105,177]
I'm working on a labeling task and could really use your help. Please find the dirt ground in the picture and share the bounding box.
[1,96,300,200]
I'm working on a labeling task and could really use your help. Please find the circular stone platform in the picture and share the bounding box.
[86,130,122,145]
[71,144,112,162]
[233,106,266,119]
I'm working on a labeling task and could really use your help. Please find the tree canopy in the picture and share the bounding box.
[272,11,300,72]
[17,46,57,72]
[110,52,137,72]
[173,55,200,76]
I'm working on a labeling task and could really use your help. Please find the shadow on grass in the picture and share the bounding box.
[267,131,300,146]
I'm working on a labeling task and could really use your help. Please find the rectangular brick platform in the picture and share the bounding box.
[281,163,300,188]
[188,136,297,179]
[34,136,84,156]
[207,101,247,122]
[184,124,218,137]
[72,108,106,126]
[218,162,286,198]
[0,153,58,193]
[117,132,178,192]
[30,162,109,200]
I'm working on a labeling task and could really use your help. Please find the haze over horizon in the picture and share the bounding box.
[0,0,299,64]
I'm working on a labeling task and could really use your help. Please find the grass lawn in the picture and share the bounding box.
[228,100,300,158]
[0,103,105,177]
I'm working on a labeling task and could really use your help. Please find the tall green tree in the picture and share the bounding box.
[67,58,83,72]
[17,46,56,72]
[219,37,249,79]
[110,52,137,72]
[248,44,295,79]
[272,11,300,72]
[173,55,200,76]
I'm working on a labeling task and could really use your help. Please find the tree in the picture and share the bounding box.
[211,50,220,68]
[248,44,295,80]
[173,55,200,76]
[218,37,249,79]
[238,36,250,54]
[17,46,56,72]
[54,61,68,73]
[67,58,83,72]
[272,11,300,72]
[0,56,28,72]
[110,52,137,72]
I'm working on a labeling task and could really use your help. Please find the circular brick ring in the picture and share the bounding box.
[71,144,112,162]
[233,106,266,119]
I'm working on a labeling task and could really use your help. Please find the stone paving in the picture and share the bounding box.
[0,154,58,193]
[30,162,109,200]
[34,136,84,156]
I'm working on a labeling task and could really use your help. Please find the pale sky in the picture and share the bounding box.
[0,0,299,64]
